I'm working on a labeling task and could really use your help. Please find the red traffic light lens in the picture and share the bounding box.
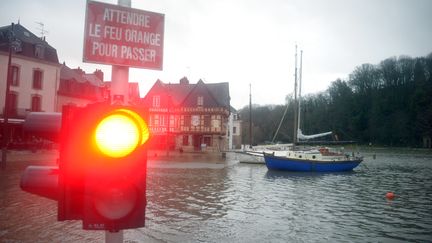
[95,109,149,158]
[93,184,138,220]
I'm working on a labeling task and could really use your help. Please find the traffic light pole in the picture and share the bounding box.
[108,0,131,242]
[106,231,123,243]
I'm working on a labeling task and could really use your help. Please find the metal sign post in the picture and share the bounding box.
[109,1,130,242]
[107,1,131,240]
[106,230,123,243]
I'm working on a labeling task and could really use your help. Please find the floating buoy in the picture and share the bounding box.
[386,192,395,200]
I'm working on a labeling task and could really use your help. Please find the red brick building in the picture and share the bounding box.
[141,77,230,152]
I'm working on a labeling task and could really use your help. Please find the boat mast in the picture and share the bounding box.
[297,49,303,141]
[249,83,253,148]
[293,45,298,145]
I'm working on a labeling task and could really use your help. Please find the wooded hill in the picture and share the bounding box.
[239,53,432,147]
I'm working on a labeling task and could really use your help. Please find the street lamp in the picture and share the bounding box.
[1,23,21,169]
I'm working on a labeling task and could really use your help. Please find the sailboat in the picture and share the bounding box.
[263,47,363,172]
[237,84,292,164]
[237,84,266,164]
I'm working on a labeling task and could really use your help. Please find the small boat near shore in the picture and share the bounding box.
[263,46,363,172]
[237,144,293,164]
[236,150,265,164]
[263,147,363,172]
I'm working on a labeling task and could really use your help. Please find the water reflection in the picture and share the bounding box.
[264,169,357,179]
[142,154,432,242]
[147,167,229,221]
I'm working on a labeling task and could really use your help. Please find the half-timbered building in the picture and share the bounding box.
[142,77,230,152]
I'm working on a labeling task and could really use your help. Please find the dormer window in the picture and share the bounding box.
[34,44,45,59]
[197,96,204,107]
[152,95,160,107]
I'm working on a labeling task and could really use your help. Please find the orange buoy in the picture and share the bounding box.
[386,192,395,200]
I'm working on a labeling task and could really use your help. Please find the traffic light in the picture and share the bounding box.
[21,103,150,231]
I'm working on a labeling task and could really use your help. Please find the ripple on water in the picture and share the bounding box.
[2,151,432,242]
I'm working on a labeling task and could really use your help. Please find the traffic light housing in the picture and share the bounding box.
[21,103,150,231]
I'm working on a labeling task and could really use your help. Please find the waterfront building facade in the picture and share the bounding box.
[142,77,231,152]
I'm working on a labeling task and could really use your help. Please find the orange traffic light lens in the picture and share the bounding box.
[95,110,149,158]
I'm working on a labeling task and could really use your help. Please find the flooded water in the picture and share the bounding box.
[1,149,432,242]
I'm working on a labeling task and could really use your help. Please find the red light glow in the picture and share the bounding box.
[94,109,149,158]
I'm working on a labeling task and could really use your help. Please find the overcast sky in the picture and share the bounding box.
[1,0,431,108]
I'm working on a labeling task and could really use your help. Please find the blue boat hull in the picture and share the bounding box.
[264,154,362,172]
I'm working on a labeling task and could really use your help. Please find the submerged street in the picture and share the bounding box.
[1,1,431,242]
[1,149,432,242]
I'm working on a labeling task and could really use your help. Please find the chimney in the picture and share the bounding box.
[179,76,189,85]
[73,67,85,76]
[94,69,104,81]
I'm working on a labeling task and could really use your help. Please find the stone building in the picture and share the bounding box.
[0,23,60,118]
[1,23,60,145]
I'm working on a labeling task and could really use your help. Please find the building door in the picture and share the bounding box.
[193,135,202,151]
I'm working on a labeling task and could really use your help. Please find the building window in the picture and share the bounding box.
[173,115,180,128]
[204,115,211,127]
[212,118,221,129]
[169,115,174,128]
[152,95,160,107]
[11,65,20,86]
[184,115,191,126]
[191,115,200,126]
[233,127,237,135]
[160,115,166,126]
[33,69,43,90]
[153,114,159,126]
[197,96,204,106]
[31,95,42,111]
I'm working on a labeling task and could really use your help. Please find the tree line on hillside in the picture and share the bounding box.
[239,53,432,147]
